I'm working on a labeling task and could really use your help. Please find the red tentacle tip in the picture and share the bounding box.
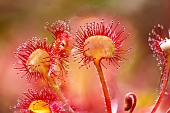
[124,92,137,113]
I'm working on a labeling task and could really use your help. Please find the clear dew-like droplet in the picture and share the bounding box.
[148,37,151,41]
[159,67,162,70]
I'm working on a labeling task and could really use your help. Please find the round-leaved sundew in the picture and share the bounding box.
[13,88,64,113]
[14,21,74,113]
[44,20,71,81]
[73,19,130,113]
[148,24,170,113]
[44,19,70,50]
[14,37,53,82]
[14,36,70,83]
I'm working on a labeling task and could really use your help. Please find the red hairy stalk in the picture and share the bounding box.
[94,59,112,113]
[151,69,170,113]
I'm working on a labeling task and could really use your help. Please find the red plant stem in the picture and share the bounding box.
[94,59,112,113]
[151,68,170,113]
[46,76,74,113]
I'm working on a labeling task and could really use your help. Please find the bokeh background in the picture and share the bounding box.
[0,0,170,113]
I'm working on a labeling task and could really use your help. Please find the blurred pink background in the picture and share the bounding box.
[0,0,170,112]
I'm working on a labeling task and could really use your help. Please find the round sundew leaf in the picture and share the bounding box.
[28,100,51,113]
[26,49,50,76]
[84,35,115,60]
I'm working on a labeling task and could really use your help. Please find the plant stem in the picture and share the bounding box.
[94,59,112,113]
[151,68,170,113]
[46,76,74,113]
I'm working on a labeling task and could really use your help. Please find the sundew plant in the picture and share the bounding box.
[11,18,170,113]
